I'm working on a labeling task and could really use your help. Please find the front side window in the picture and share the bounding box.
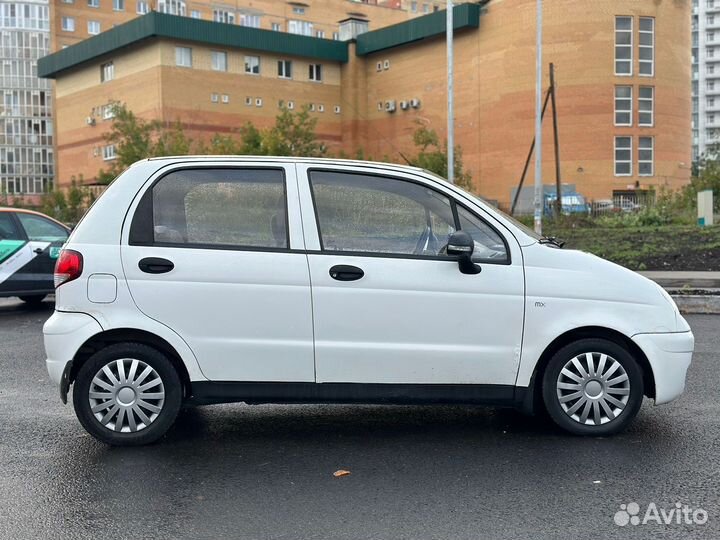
[639,17,654,76]
[211,51,227,72]
[615,16,633,75]
[309,171,508,262]
[148,168,287,249]
[614,86,632,126]
[278,59,292,79]
[0,213,22,241]
[614,136,632,176]
[17,213,67,242]
[175,46,192,67]
[638,137,654,176]
[639,86,654,126]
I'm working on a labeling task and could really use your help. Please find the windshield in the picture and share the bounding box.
[421,170,543,241]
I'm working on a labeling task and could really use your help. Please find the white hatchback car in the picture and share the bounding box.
[44,157,694,445]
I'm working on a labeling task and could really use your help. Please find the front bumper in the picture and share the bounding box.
[44,311,103,399]
[632,330,694,405]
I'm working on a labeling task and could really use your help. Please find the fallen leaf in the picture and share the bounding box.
[333,470,351,477]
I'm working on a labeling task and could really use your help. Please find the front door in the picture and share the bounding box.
[298,167,525,387]
[121,165,315,382]
[14,212,69,292]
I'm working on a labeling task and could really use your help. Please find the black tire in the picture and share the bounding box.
[542,338,644,436]
[19,295,46,306]
[73,343,183,446]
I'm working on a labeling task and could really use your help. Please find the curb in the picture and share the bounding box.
[670,295,720,315]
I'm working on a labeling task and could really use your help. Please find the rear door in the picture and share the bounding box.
[0,211,35,294]
[15,212,69,292]
[297,166,525,387]
[120,164,315,382]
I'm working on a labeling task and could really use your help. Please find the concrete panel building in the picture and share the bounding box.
[39,0,692,209]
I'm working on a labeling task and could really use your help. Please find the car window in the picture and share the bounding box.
[456,205,509,263]
[310,171,456,256]
[151,168,287,248]
[16,213,68,242]
[0,213,22,241]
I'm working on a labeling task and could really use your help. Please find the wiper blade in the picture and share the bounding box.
[539,236,565,248]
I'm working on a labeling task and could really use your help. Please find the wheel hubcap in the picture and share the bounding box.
[88,358,165,433]
[556,352,630,426]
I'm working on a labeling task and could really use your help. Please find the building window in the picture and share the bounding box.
[211,93,219,103]
[102,144,116,161]
[157,0,185,15]
[213,9,234,24]
[709,47,716,58]
[88,0,99,7]
[292,6,305,14]
[639,17,654,76]
[271,22,281,31]
[136,0,148,13]
[309,63,322,82]
[615,16,632,76]
[638,137,654,176]
[614,86,632,126]
[102,104,115,119]
[333,32,339,40]
[411,1,417,12]
[87,20,100,34]
[288,19,313,36]
[175,46,192,68]
[245,55,260,74]
[113,0,124,10]
[423,3,430,13]
[100,61,114,82]
[278,59,292,79]
[614,136,632,176]
[211,51,227,72]
[190,10,201,18]
[638,86,654,126]
[240,14,260,27]
[61,16,75,31]
[709,15,715,25]
[709,80,716,91]
[316,30,325,38]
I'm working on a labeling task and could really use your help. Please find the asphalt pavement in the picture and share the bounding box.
[0,297,718,540]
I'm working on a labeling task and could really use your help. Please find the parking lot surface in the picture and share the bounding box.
[0,297,718,539]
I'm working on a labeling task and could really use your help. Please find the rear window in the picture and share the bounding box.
[132,168,287,249]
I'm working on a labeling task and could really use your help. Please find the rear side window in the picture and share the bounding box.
[133,168,288,249]
[16,213,68,242]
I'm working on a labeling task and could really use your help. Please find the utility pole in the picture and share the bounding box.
[447,0,454,184]
[533,0,543,234]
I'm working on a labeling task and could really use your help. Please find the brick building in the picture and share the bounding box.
[39,0,692,208]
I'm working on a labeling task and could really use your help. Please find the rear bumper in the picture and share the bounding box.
[43,311,103,392]
[632,331,694,405]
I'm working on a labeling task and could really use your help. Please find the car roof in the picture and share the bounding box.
[0,207,70,230]
[145,155,426,174]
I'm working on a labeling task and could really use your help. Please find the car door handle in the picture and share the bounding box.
[33,248,44,254]
[329,265,364,281]
[138,257,174,274]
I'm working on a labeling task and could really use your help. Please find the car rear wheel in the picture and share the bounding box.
[542,338,644,436]
[73,343,182,446]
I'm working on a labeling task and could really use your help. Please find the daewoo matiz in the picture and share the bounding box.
[44,157,694,445]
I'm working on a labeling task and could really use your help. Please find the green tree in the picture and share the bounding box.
[409,123,473,191]
[261,105,327,157]
[98,103,157,183]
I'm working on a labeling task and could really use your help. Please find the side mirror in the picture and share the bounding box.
[446,231,481,275]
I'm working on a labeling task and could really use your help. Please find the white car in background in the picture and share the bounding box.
[43,157,694,445]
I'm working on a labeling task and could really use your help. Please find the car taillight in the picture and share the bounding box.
[54,249,83,288]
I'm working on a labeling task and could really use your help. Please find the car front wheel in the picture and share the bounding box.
[542,338,644,436]
[72,343,182,446]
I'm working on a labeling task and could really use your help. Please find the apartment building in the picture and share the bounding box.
[693,0,720,162]
[0,0,54,195]
[39,0,691,207]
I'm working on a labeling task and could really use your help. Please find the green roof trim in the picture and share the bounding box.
[356,3,481,56]
[38,12,348,78]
